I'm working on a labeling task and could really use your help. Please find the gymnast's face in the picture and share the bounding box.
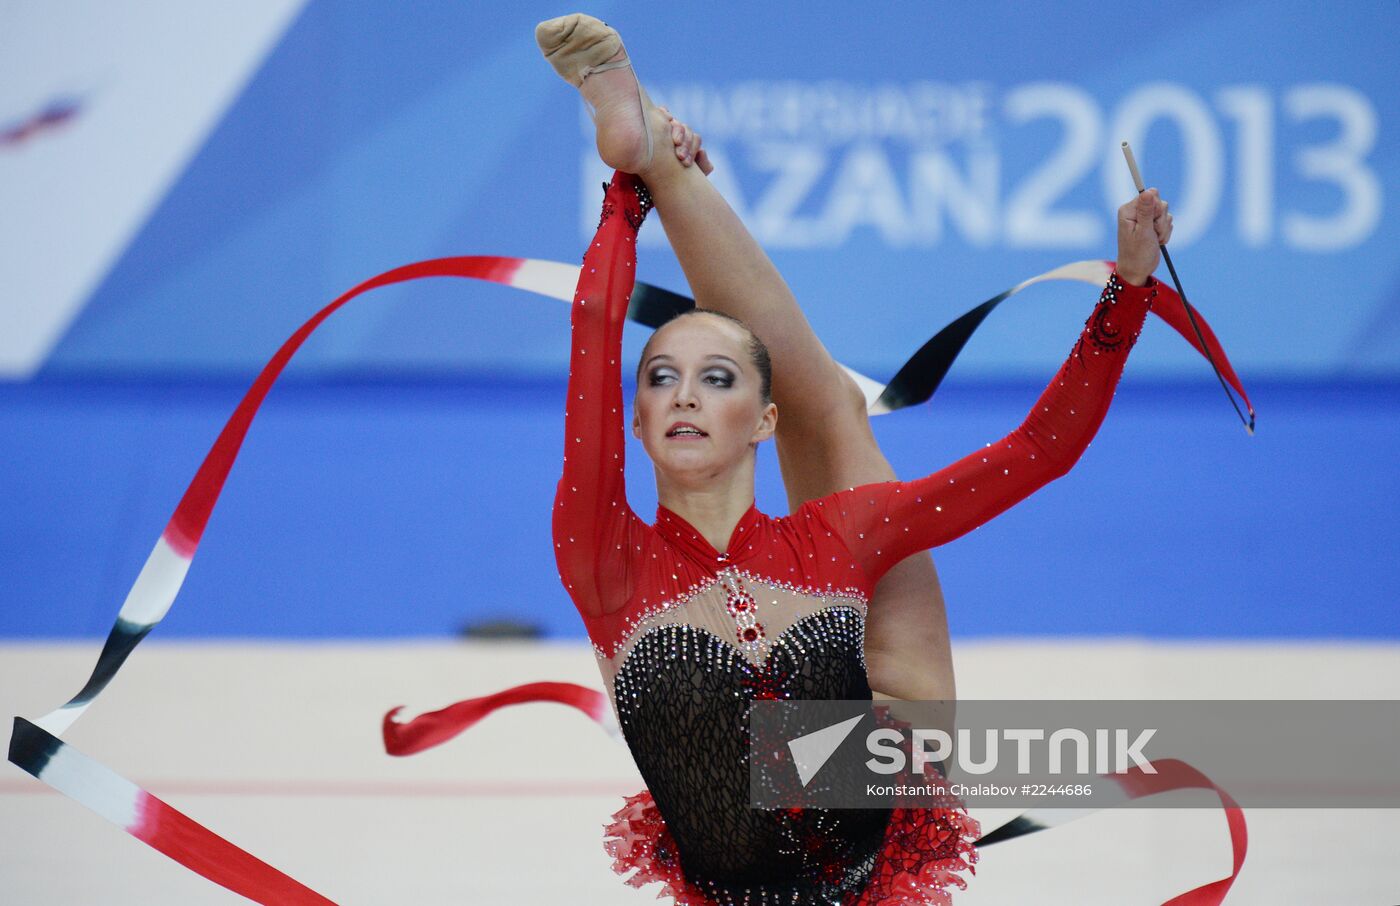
[633,314,777,483]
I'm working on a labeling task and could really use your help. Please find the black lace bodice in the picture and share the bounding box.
[613,610,891,902]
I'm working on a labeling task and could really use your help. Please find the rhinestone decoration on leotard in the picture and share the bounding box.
[593,567,870,662]
[1074,272,1156,361]
[625,181,654,231]
[722,570,768,655]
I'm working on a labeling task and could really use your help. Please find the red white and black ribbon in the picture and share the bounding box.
[8,717,335,905]
[10,247,1249,904]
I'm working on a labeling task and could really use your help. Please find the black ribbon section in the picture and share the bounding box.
[876,290,1011,412]
[67,619,154,708]
[627,282,695,328]
[8,718,59,778]
[974,814,1043,847]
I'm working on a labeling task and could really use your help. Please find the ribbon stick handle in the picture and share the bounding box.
[1121,141,1148,194]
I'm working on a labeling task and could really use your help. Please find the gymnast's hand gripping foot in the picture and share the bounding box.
[538,12,1169,905]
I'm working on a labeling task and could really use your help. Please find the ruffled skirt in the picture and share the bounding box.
[603,790,979,905]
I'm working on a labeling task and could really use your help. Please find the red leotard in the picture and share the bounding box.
[555,172,1155,904]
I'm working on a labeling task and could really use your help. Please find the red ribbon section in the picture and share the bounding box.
[384,681,609,756]
[1123,266,1253,421]
[1116,758,1248,905]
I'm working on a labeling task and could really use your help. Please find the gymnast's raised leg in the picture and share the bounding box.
[537,14,953,702]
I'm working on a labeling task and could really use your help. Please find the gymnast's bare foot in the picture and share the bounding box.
[536,13,670,176]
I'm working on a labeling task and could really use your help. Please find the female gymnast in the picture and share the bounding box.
[536,13,1170,904]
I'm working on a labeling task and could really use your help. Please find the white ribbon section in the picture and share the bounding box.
[511,259,586,300]
[844,367,888,413]
[1012,260,1112,293]
[33,739,142,831]
[117,537,193,626]
[34,701,88,737]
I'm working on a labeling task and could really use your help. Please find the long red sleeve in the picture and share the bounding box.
[552,173,652,618]
[812,273,1158,586]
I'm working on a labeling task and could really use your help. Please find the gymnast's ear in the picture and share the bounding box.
[632,410,642,439]
[751,402,777,445]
